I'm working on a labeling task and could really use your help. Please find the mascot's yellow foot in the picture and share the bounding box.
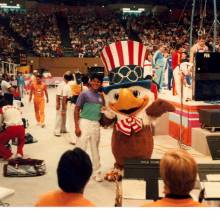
[104,168,123,182]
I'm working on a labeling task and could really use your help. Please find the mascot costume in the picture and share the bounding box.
[100,40,175,181]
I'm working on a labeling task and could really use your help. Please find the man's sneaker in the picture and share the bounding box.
[93,172,103,182]
[41,124,45,128]
[54,132,61,137]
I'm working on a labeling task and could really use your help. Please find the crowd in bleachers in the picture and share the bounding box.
[67,10,128,57]
[9,10,62,57]
[0,25,23,62]
[0,7,220,61]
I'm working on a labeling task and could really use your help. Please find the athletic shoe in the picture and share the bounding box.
[93,171,103,182]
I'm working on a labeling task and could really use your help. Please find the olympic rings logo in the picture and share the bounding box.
[110,65,143,84]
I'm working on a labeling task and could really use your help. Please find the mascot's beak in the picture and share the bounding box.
[110,88,149,115]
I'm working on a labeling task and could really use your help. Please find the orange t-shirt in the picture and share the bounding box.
[31,82,46,100]
[141,197,207,207]
[35,190,95,207]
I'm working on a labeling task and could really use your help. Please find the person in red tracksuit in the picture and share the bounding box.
[172,44,183,95]
[0,97,25,159]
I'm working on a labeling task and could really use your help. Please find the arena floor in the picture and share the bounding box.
[0,88,217,207]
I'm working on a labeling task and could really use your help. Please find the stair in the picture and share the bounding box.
[55,12,73,57]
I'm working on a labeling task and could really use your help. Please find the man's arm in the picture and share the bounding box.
[152,51,158,68]
[74,105,81,137]
[189,45,196,64]
[44,87,49,103]
[56,95,61,110]
[8,86,15,94]
[29,89,33,102]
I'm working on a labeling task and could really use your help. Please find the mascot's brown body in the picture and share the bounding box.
[112,125,153,168]
[101,98,175,170]
[100,40,175,180]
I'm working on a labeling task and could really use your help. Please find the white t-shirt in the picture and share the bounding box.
[1,80,11,94]
[56,81,66,96]
[62,81,75,98]
[0,105,23,127]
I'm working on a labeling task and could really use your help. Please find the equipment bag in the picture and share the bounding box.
[3,158,46,177]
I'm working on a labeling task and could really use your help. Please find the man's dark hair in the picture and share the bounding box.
[57,147,92,193]
[89,73,104,83]
[175,44,182,50]
[81,74,89,85]
[63,71,73,81]
[144,75,152,80]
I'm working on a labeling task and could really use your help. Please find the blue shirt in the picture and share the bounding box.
[16,76,25,87]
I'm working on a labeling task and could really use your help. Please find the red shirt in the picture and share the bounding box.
[172,51,182,70]
[151,82,158,100]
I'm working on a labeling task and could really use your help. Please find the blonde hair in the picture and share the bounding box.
[160,149,197,195]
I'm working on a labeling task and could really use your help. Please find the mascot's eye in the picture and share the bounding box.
[132,90,140,98]
[114,93,119,100]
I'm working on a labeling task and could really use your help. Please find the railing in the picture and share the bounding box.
[1,61,18,78]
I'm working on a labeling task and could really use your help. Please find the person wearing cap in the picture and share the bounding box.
[35,147,95,207]
[29,73,49,128]
[54,72,73,137]
[141,149,207,207]
[74,73,104,182]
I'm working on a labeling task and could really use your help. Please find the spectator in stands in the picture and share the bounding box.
[35,147,95,207]
[29,73,49,128]
[0,96,25,159]
[142,149,207,207]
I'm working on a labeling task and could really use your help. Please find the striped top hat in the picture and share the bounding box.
[100,40,150,93]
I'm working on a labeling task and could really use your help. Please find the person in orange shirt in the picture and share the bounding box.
[29,73,49,128]
[35,147,95,207]
[142,149,207,207]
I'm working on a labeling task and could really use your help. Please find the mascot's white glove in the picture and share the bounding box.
[101,107,116,119]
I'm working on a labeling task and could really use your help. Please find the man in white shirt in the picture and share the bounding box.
[1,74,15,105]
[54,72,73,137]
[0,97,25,159]
[62,72,82,144]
